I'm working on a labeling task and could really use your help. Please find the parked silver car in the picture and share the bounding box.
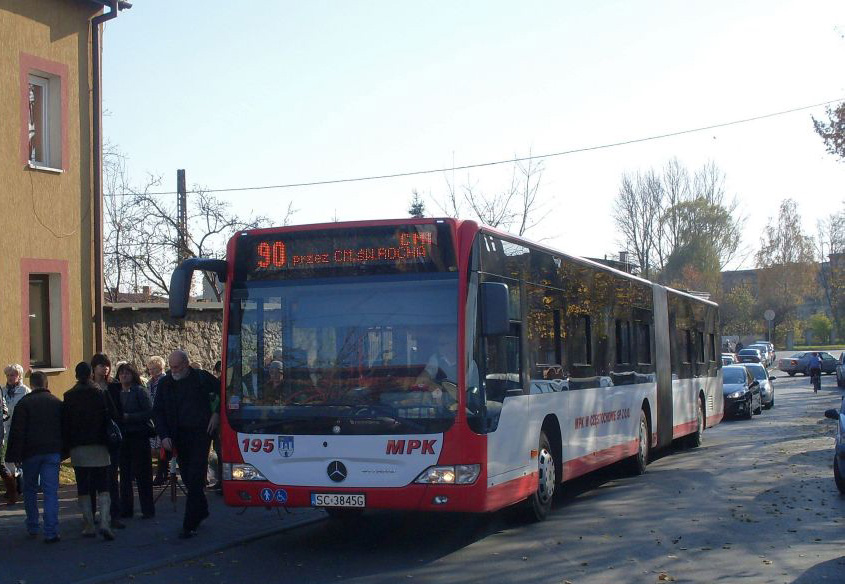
[743,363,775,409]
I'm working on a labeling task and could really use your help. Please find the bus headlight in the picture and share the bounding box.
[414,464,480,485]
[223,463,267,481]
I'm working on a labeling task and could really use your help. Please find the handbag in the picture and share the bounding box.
[101,390,123,446]
[134,388,158,438]
[106,418,123,446]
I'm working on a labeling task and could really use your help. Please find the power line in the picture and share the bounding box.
[105,97,844,198]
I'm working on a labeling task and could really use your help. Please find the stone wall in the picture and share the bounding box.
[104,303,223,371]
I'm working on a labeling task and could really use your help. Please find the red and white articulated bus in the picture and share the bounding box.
[170,218,723,521]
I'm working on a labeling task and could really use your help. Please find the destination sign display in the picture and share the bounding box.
[236,223,456,280]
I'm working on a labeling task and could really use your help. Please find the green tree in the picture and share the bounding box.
[755,199,818,344]
[720,283,758,336]
[408,190,426,218]
[660,196,739,296]
[812,101,845,162]
[807,312,833,344]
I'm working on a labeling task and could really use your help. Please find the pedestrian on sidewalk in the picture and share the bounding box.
[63,362,119,541]
[146,355,170,486]
[91,353,124,530]
[210,359,223,493]
[5,371,63,543]
[153,349,219,539]
[2,364,30,504]
[115,362,155,519]
[1,387,10,503]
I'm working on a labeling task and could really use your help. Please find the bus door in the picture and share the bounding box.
[482,326,532,485]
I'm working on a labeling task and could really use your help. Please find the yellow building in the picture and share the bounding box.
[0,1,128,392]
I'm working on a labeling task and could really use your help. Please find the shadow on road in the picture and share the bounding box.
[791,555,845,583]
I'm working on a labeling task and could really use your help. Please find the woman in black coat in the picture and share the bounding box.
[63,362,118,540]
[115,363,155,519]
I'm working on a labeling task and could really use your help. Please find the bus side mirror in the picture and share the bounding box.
[480,282,509,336]
[169,258,228,318]
[824,408,839,420]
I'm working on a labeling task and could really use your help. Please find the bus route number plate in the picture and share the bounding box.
[311,493,366,508]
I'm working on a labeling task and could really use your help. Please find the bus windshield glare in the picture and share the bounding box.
[224,223,459,435]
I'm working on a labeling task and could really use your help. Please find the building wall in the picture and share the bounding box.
[0,1,98,391]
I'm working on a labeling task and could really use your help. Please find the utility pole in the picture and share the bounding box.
[177,169,188,262]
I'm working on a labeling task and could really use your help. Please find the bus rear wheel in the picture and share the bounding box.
[626,410,650,475]
[687,397,704,448]
[525,431,555,521]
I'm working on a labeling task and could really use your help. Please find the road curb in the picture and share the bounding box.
[73,512,326,584]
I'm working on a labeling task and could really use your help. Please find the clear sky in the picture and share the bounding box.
[102,1,845,268]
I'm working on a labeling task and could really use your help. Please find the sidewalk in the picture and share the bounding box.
[0,484,325,584]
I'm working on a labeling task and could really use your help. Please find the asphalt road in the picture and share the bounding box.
[116,370,845,584]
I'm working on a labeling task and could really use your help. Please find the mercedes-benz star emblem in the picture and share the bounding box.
[327,461,347,483]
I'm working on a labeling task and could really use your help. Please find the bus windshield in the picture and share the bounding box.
[224,275,459,435]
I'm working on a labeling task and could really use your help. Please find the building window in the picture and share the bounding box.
[29,275,52,367]
[19,53,67,171]
[21,259,69,371]
[27,73,61,168]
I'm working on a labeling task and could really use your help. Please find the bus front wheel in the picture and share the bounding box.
[525,431,555,521]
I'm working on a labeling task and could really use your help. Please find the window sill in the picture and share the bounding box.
[30,367,67,374]
[26,162,63,174]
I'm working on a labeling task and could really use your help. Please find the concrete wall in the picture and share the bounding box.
[104,304,224,373]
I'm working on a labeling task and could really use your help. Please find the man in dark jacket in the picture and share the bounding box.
[153,349,219,538]
[6,371,63,542]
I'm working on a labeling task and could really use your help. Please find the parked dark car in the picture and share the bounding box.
[777,351,837,376]
[744,363,775,409]
[722,364,761,419]
[747,343,773,366]
[823,396,845,493]
[836,353,845,388]
[737,348,764,364]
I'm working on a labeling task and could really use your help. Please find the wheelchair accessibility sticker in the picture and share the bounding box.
[260,487,288,504]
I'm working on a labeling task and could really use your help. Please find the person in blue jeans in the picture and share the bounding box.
[5,371,63,542]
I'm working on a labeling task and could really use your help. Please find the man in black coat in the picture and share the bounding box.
[153,349,219,538]
[6,371,63,542]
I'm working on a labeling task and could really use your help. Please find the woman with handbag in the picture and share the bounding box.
[62,362,118,540]
[115,363,155,519]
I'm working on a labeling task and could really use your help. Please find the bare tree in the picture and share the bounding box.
[613,159,743,283]
[817,206,845,338]
[103,145,294,300]
[103,144,161,302]
[612,170,662,279]
[432,153,550,237]
[655,158,690,267]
